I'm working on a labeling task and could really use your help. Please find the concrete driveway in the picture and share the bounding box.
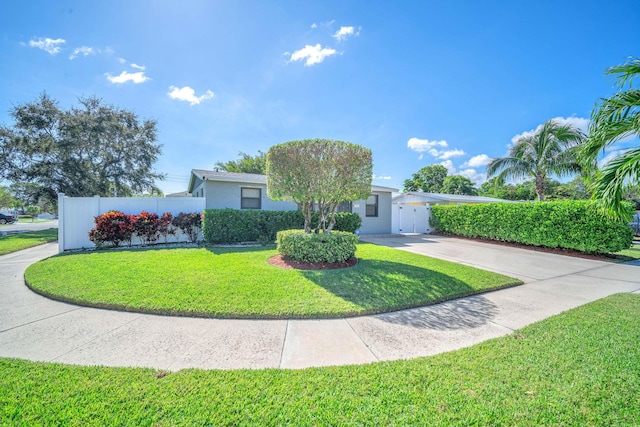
[1,235,638,371]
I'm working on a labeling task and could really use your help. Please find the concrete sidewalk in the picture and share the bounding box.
[1,237,638,371]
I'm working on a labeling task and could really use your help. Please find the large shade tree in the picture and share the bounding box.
[266,139,372,233]
[583,57,640,220]
[403,164,447,193]
[215,151,266,174]
[441,175,478,195]
[486,119,585,201]
[0,94,164,205]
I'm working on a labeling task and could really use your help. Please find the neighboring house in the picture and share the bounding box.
[188,169,398,234]
[392,192,511,234]
[166,191,191,197]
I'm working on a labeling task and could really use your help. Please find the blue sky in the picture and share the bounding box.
[1,0,638,194]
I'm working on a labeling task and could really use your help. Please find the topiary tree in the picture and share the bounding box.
[266,139,372,234]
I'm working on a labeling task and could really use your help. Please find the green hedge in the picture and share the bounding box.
[430,200,633,254]
[276,230,359,263]
[202,209,362,244]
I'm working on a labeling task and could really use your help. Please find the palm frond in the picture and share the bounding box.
[591,147,640,220]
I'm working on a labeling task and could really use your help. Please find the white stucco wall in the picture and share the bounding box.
[352,191,392,234]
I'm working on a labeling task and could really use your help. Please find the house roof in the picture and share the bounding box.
[393,192,511,204]
[165,191,191,197]
[188,169,398,193]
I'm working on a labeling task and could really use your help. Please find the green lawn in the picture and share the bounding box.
[613,244,640,261]
[25,243,520,319]
[0,228,57,256]
[2,293,638,426]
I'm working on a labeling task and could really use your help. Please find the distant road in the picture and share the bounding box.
[0,220,58,233]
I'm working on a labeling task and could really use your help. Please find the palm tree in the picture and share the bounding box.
[486,120,585,201]
[583,57,640,220]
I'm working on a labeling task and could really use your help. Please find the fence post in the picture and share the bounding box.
[58,193,65,253]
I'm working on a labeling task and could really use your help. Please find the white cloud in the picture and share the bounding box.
[440,160,456,174]
[130,63,145,70]
[105,71,150,84]
[459,168,486,185]
[408,137,465,160]
[436,149,466,160]
[69,46,96,60]
[373,174,392,180]
[333,26,361,41]
[118,57,127,64]
[310,23,318,29]
[462,154,492,168]
[511,116,590,146]
[286,44,338,66]
[407,137,448,152]
[167,86,215,105]
[29,37,66,55]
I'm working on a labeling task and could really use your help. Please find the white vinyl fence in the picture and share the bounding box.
[58,193,206,252]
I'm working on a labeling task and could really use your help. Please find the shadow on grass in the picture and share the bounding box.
[299,258,496,317]
[374,295,497,330]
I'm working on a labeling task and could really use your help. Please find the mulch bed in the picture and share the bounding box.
[432,232,625,262]
[268,254,358,270]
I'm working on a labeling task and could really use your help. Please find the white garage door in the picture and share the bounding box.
[392,204,431,234]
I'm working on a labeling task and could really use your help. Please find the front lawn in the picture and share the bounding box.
[25,243,520,318]
[613,244,640,261]
[2,293,638,426]
[0,228,58,256]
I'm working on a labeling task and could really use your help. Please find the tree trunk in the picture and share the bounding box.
[535,175,546,201]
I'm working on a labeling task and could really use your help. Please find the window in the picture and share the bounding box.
[241,187,261,209]
[366,194,378,217]
[336,201,352,213]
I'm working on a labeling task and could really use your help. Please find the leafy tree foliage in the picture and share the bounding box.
[441,175,478,195]
[215,151,266,174]
[478,178,536,201]
[403,165,448,192]
[0,187,17,210]
[266,139,372,233]
[486,119,584,201]
[0,94,163,205]
[583,58,640,220]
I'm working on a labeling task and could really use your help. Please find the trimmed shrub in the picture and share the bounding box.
[276,229,358,263]
[132,211,161,246]
[430,200,633,254]
[202,209,363,244]
[314,212,362,234]
[172,212,202,243]
[88,211,134,248]
[203,209,302,244]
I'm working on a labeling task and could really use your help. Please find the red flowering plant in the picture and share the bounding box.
[158,212,176,243]
[172,212,202,243]
[132,211,161,246]
[88,211,134,248]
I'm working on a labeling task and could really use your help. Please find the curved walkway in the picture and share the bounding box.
[1,236,639,371]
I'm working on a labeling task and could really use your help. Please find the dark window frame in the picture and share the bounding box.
[241,187,262,209]
[366,194,378,217]
[336,201,353,213]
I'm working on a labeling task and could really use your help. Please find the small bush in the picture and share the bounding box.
[276,230,358,263]
[132,211,161,246]
[89,211,134,248]
[330,212,362,233]
[172,212,202,243]
[158,212,176,243]
[431,200,633,254]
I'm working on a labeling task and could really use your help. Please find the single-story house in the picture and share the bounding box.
[392,192,511,234]
[188,169,398,234]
